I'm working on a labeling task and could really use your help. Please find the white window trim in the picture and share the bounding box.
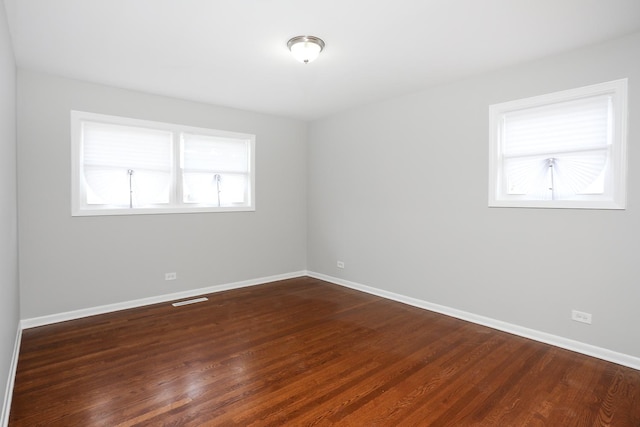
[488,79,628,209]
[71,111,256,216]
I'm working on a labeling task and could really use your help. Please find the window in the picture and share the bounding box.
[488,79,627,209]
[71,111,255,216]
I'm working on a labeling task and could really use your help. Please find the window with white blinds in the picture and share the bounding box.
[82,122,173,207]
[489,79,628,209]
[181,133,251,206]
[71,111,255,216]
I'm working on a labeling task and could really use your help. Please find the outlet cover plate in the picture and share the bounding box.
[571,310,592,324]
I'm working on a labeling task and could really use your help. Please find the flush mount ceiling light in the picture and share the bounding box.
[287,35,325,64]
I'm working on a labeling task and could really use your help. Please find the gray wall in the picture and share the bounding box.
[0,0,18,418]
[18,70,308,319]
[308,32,640,358]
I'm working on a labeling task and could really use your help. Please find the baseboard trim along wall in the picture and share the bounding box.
[20,271,307,330]
[307,271,640,371]
[1,325,22,427]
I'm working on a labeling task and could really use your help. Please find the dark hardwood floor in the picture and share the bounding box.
[9,277,640,426]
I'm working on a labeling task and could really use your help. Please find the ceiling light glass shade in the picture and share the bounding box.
[287,35,325,64]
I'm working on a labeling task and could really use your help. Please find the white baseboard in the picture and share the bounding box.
[21,271,307,329]
[308,271,640,371]
[1,325,21,427]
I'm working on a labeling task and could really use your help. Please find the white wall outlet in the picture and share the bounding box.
[165,272,177,281]
[571,310,592,324]
[337,261,345,269]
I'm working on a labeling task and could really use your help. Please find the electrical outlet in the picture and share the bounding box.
[571,310,592,324]
[337,261,345,269]
[165,272,177,281]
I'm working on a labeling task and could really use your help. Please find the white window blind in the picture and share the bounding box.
[82,121,173,207]
[181,133,251,207]
[501,95,611,200]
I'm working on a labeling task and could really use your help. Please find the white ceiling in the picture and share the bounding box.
[4,0,640,121]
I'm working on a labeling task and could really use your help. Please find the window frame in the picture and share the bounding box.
[488,79,628,210]
[71,111,256,216]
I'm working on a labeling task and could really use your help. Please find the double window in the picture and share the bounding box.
[71,111,255,216]
[488,79,627,209]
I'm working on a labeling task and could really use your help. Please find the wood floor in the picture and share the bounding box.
[9,277,640,426]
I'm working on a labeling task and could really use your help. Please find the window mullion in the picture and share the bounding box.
[173,132,182,207]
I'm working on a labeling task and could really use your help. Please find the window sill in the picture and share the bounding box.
[72,205,255,217]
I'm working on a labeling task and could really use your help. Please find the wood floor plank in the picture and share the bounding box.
[9,277,640,426]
